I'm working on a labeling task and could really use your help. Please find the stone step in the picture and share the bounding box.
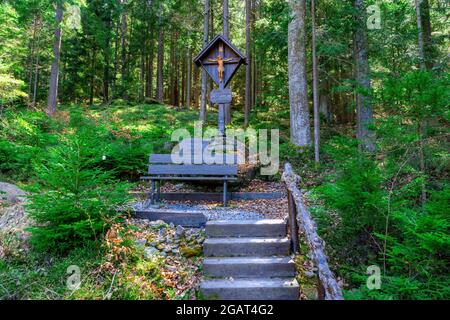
[200,278,299,300]
[204,256,296,278]
[205,219,287,238]
[204,237,290,257]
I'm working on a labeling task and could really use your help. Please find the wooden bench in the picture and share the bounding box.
[141,154,238,207]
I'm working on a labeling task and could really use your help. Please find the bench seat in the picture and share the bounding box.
[141,176,238,181]
[141,154,238,206]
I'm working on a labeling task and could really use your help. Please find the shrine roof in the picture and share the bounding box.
[194,34,247,67]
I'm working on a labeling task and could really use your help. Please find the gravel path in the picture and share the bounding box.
[132,202,268,221]
[131,180,288,221]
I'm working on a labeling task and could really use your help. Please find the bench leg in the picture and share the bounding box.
[151,179,155,204]
[223,180,227,207]
[157,180,161,203]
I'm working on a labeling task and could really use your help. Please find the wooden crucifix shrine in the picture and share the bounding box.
[194,35,247,134]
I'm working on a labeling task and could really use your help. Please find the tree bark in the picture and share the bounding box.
[186,44,192,109]
[415,0,428,204]
[353,0,375,152]
[47,1,64,116]
[112,19,120,99]
[28,15,38,102]
[223,0,232,125]
[169,32,175,105]
[199,0,210,122]
[251,0,257,108]
[156,5,164,103]
[288,0,311,147]
[415,0,433,70]
[146,30,154,99]
[193,59,200,108]
[415,0,426,71]
[312,0,320,163]
[32,17,42,108]
[244,0,252,127]
[103,7,112,104]
[89,48,96,105]
[319,93,328,121]
[223,0,229,37]
[121,0,128,100]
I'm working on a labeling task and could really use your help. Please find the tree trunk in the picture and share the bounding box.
[415,0,428,204]
[200,0,210,122]
[223,0,232,125]
[312,0,320,163]
[112,19,120,99]
[89,48,96,105]
[146,30,154,99]
[28,15,38,102]
[319,93,328,121]
[157,7,164,103]
[223,0,229,36]
[244,0,252,127]
[121,0,128,100]
[32,17,42,108]
[32,52,40,107]
[174,36,180,107]
[415,0,426,71]
[353,0,375,152]
[47,1,64,116]
[288,0,311,147]
[186,43,192,109]
[103,8,112,104]
[193,60,200,108]
[251,0,257,108]
[416,0,433,70]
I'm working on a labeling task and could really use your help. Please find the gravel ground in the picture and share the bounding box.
[132,196,288,221]
[131,180,288,220]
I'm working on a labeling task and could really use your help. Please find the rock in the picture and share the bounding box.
[144,247,159,259]
[149,220,166,228]
[302,284,319,300]
[158,228,166,238]
[173,183,185,191]
[166,265,177,272]
[135,239,147,248]
[175,225,186,238]
[0,182,26,204]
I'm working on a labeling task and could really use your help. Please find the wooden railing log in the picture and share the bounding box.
[282,163,344,300]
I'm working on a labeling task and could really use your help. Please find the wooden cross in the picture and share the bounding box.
[202,43,238,86]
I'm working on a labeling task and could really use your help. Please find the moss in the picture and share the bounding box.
[180,245,203,258]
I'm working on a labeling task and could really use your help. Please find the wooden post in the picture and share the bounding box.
[157,177,161,202]
[151,179,155,204]
[223,179,228,207]
[287,190,300,253]
[218,104,226,135]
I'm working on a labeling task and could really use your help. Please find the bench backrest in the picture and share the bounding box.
[149,153,239,165]
[148,164,238,176]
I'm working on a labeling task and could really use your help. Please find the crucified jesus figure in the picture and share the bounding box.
[208,55,236,83]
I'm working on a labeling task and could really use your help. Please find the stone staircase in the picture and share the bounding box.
[200,219,299,300]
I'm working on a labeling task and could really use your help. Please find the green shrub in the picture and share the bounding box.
[314,134,450,299]
[27,132,132,253]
